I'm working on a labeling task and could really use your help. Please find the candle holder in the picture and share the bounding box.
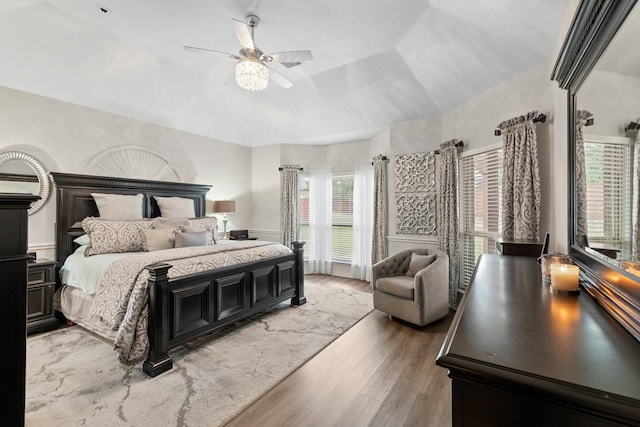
[550,264,580,295]
[540,253,572,284]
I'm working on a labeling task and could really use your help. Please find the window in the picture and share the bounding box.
[583,136,633,257]
[299,175,354,263]
[460,147,504,287]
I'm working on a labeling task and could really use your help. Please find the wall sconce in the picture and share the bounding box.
[213,200,236,240]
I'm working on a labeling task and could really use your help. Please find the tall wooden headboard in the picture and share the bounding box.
[50,172,212,266]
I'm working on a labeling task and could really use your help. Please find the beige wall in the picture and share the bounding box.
[0,85,252,259]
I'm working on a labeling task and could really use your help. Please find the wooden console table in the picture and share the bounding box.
[436,255,640,426]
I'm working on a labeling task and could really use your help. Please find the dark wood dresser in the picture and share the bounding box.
[436,255,640,426]
[27,258,58,334]
[0,193,39,427]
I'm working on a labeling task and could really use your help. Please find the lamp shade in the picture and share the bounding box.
[213,200,236,214]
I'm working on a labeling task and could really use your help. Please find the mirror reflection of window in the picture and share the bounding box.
[576,3,640,264]
[0,159,39,194]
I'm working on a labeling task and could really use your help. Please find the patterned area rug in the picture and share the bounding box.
[26,281,372,426]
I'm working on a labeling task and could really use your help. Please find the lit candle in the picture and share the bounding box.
[550,264,580,292]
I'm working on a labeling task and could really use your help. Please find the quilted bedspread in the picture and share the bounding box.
[89,241,292,365]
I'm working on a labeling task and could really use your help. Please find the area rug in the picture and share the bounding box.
[25,281,372,426]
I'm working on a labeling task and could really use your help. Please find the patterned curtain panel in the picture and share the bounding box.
[279,165,301,248]
[575,110,593,242]
[394,152,437,235]
[633,118,640,261]
[372,154,388,264]
[436,139,460,307]
[499,111,541,240]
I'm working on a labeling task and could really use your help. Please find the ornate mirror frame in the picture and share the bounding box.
[552,0,640,341]
[0,151,50,215]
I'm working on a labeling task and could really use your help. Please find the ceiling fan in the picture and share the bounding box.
[184,14,313,91]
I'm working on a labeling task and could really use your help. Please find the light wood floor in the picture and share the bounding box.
[226,274,453,427]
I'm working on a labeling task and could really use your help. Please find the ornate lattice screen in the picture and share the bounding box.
[394,152,436,235]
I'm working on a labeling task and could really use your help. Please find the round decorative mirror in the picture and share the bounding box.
[0,151,51,215]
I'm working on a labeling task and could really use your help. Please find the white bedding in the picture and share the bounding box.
[59,246,128,294]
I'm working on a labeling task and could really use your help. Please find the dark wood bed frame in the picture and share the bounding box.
[50,172,305,377]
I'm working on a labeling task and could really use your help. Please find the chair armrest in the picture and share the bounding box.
[413,254,449,304]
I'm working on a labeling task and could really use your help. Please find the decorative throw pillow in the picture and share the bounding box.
[183,217,218,244]
[175,231,210,248]
[152,217,192,230]
[405,252,437,277]
[73,233,90,246]
[141,228,179,251]
[155,196,196,218]
[91,193,144,220]
[82,217,153,256]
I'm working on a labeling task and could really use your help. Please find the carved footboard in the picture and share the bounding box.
[143,242,305,377]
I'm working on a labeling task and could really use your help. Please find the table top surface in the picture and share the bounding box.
[437,254,640,403]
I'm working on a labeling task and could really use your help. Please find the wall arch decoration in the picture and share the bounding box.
[86,145,180,181]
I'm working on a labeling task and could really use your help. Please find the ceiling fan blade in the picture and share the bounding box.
[233,18,254,51]
[266,65,294,89]
[184,46,239,59]
[267,50,313,64]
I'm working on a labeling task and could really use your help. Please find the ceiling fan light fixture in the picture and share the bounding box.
[235,58,269,91]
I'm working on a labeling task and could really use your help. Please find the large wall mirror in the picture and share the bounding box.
[0,151,50,215]
[553,0,640,341]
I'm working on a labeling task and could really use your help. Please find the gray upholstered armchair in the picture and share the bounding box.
[371,248,449,326]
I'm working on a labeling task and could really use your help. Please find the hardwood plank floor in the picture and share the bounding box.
[226,274,453,427]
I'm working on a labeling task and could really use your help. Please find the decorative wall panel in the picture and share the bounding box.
[395,152,436,235]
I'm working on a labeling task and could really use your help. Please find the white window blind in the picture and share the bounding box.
[460,147,504,287]
[298,175,355,263]
[583,138,633,258]
[332,175,354,262]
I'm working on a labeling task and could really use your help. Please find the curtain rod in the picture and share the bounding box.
[278,166,304,171]
[371,155,388,165]
[494,113,547,136]
[434,141,464,155]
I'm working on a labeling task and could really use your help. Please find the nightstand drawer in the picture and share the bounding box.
[28,267,51,284]
[27,282,55,319]
[26,259,58,334]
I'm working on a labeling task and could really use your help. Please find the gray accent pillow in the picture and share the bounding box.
[405,252,437,277]
[175,231,210,248]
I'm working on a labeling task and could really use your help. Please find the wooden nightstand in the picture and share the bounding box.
[27,259,58,334]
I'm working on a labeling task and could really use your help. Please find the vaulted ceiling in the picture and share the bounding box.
[0,0,570,147]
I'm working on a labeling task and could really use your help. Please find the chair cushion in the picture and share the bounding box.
[405,252,437,277]
[376,276,415,300]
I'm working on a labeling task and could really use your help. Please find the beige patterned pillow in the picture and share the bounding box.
[152,217,192,230]
[141,228,179,251]
[82,217,153,256]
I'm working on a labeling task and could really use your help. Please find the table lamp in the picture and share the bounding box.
[213,200,235,240]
